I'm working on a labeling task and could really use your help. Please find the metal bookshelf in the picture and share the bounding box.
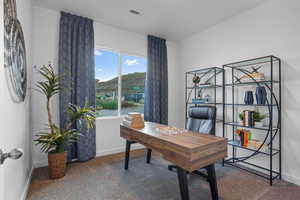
[185,67,224,125]
[222,55,281,185]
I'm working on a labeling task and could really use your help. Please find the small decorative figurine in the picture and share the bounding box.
[192,75,201,84]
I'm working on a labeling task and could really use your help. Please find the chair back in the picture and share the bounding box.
[186,106,216,135]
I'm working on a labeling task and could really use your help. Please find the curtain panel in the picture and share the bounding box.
[144,35,168,124]
[58,12,96,161]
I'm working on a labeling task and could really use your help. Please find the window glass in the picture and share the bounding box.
[121,55,147,115]
[95,49,119,117]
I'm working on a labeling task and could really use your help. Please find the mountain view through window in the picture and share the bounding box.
[95,49,146,117]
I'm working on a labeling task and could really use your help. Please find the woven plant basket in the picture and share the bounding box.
[48,151,67,179]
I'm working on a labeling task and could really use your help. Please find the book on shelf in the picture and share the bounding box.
[243,110,254,127]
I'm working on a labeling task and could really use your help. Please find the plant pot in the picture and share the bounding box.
[48,151,67,179]
[255,121,263,127]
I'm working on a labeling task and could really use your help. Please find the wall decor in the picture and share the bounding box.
[4,0,27,103]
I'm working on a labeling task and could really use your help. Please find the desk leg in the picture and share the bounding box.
[146,149,152,164]
[177,166,190,200]
[206,164,219,200]
[124,140,131,170]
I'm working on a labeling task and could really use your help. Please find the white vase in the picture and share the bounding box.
[255,121,263,127]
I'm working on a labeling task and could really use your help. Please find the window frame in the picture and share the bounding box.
[95,46,147,120]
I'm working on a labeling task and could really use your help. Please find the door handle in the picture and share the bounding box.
[0,148,23,165]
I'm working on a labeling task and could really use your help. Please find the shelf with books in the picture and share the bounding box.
[224,122,279,131]
[228,140,279,156]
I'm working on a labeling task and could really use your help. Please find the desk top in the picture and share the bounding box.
[120,122,227,171]
[121,122,226,152]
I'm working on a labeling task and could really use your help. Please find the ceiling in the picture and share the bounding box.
[33,0,267,41]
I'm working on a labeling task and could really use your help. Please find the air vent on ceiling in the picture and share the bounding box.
[129,9,141,15]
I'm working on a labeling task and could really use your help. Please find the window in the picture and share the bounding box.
[95,49,147,118]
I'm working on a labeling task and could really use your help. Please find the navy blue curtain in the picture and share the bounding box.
[58,12,96,161]
[144,35,168,124]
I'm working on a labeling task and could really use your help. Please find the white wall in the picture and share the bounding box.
[31,6,181,167]
[0,0,33,199]
[179,0,300,185]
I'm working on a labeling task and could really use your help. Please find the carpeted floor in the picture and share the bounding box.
[27,149,300,200]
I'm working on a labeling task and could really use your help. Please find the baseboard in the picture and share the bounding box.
[34,159,48,168]
[283,173,300,186]
[33,144,145,168]
[20,167,34,200]
[96,143,144,157]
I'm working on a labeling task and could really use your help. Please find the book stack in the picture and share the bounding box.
[192,98,206,104]
[243,110,254,127]
[236,129,251,147]
[241,73,265,81]
[122,112,145,129]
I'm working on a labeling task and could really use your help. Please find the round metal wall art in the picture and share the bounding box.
[4,0,27,103]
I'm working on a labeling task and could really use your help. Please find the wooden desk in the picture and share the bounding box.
[120,122,227,200]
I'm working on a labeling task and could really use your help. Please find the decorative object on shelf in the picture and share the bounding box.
[122,112,145,129]
[197,89,203,99]
[236,129,251,147]
[34,64,96,179]
[255,121,264,127]
[244,91,254,105]
[192,75,201,84]
[252,111,266,125]
[262,116,269,127]
[4,0,27,103]
[241,72,265,81]
[204,94,211,103]
[239,66,265,82]
[192,98,205,104]
[239,110,266,127]
[256,86,267,104]
[248,139,267,151]
[241,110,254,127]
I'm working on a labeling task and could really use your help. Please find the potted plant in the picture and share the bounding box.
[34,64,95,179]
[239,111,266,127]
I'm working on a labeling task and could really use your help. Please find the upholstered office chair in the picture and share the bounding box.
[168,105,216,171]
[168,105,218,200]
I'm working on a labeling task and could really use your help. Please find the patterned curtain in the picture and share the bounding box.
[58,12,96,161]
[144,35,168,124]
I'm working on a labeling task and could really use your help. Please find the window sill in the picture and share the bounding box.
[96,114,144,121]
[96,116,123,121]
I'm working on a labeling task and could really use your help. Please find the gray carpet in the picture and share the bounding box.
[27,150,300,200]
